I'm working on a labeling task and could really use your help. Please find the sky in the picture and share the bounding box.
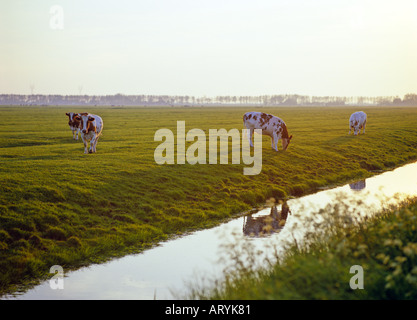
[1,0,417,97]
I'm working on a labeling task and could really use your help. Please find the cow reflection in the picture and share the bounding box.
[243,201,291,237]
[349,180,366,191]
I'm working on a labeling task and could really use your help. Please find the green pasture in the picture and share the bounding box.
[1,105,417,295]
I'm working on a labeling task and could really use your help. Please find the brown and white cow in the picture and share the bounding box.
[75,113,104,154]
[66,112,81,140]
[243,111,292,151]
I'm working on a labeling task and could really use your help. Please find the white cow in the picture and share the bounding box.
[349,111,367,135]
[243,111,292,151]
[65,112,81,140]
[75,113,104,154]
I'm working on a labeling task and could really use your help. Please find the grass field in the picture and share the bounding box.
[1,105,417,295]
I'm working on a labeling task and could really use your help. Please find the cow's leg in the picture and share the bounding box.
[91,138,96,153]
[82,137,88,154]
[248,128,254,147]
[270,134,277,151]
[273,134,279,151]
[75,129,79,140]
[92,136,100,153]
[363,121,366,134]
[89,134,96,153]
[72,129,76,140]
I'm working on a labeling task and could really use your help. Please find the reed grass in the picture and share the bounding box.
[188,196,417,300]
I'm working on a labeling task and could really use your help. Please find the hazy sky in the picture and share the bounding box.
[1,0,416,96]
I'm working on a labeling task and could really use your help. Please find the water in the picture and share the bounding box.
[4,161,417,300]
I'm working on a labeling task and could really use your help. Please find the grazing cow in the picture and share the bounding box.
[75,113,103,154]
[66,112,81,140]
[349,111,367,135]
[243,111,292,151]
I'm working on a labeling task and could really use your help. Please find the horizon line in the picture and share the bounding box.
[1,93,415,98]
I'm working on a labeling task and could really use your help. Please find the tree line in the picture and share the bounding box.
[1,93,416,106]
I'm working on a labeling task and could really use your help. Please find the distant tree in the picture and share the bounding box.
[403,93,417,105]
[392,97,402,105]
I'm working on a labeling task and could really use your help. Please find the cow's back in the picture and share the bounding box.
[91,114,103,135]
[244,111,289,138]
[243,111,285,127]
[350,111,366,123]
[243,111,262,126]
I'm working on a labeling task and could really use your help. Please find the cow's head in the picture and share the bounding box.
[66,112,77,125]
[76,113,95,134]
[66,112,82,127]
[282,135,293,151]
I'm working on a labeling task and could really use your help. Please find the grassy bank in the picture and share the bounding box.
[1,105,417,295]
[190,197,417,300]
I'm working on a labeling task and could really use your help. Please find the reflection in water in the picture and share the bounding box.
[5,161,417,300]
[243,201,291,236]
[349,179,366,191]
